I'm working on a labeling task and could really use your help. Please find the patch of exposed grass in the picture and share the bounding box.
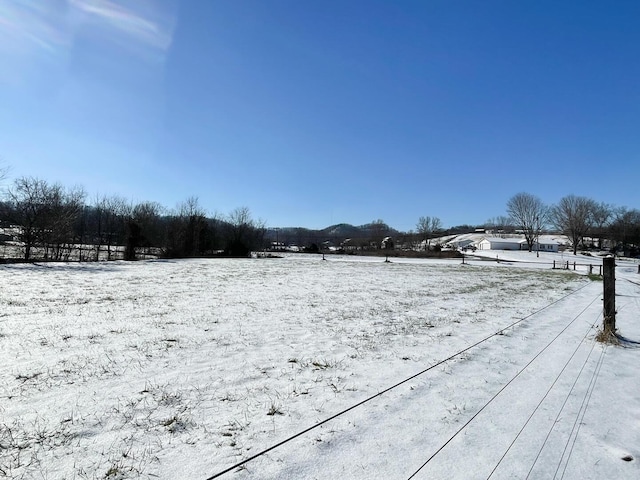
[266,403,284,416]
[596,323,620,345]
[311,358,341,370]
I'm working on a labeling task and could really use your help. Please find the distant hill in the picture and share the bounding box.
[321,222,399,238]
[266,222,400,247]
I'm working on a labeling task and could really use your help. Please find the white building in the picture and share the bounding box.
[536,239,559,252]
[477,237,558,252]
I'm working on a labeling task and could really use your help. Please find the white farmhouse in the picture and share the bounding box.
[477,237,558,252]
[477,238,526,251]
[536,239,559,252]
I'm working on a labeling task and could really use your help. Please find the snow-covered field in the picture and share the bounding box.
[1,253,639,479]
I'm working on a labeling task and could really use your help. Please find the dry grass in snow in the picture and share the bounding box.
[1,255,638,479]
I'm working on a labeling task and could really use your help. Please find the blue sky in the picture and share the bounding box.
[1,0,638,231]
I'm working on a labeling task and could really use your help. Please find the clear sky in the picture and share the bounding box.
[1,0,638,231]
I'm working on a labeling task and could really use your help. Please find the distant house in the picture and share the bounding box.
[477,238,526,251]
[270,241,285,251]
[340,238,358,252]
[537,239,559,252]
[477,237,559,252]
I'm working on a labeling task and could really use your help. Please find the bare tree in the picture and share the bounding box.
[0,164,8,182]
[4,177,49,260]
[368,219,390,249]
[130,201,164,258]
[123,201,165,261]
[165,197,208,257]
[551,195,594,255]
[485,215,512,235]
[97,195,130,260]
[590,202,613,249]
[609,207,640,256]
[90,195,106,261]
[181,197,207,256]
[506,192,548,252]
[225,207,264,256]
[397,230,415,250]
[43,184,86,260]
[3,177,85,260]
[416,216,442,250]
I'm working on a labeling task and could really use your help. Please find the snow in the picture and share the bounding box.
[1,253,639,479]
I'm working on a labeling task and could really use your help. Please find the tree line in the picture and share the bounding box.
[410,194,638,256]
[500,192,640,256]
[1,176,638,262]
[0,176,266,261]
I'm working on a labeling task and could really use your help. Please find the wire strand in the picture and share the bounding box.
[205,282,592,480]
[485,295,601,479]
[525,313,601,479]
[406,284,593,480]
[555,344,607,480]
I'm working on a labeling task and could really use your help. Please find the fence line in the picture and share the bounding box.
[0,242,161,262]
[488,300,602,479]
[406,291,600,479]
[204,282,592,480]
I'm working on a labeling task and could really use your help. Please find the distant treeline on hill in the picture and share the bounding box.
[265,222,469,253]
[0,177,638,261]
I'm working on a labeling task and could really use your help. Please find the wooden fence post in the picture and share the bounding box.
[603,256,616,333]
